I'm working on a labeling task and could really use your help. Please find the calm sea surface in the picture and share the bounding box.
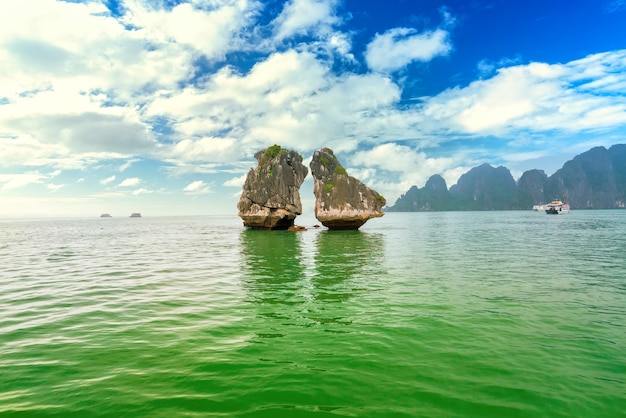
[1,211,625,417]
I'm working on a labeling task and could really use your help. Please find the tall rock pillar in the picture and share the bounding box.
[310,148,385,230]
[237,145,308,230]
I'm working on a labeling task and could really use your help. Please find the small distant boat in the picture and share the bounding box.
[100,213,112,218]
[532,204,547,211]
[130,213,142,218]
[545,200,570,215]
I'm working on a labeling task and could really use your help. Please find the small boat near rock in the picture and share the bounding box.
[545,200,570,215]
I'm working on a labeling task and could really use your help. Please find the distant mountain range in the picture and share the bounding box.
[387,144,626,211]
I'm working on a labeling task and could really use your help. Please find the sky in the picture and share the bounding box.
[1,0,626,217]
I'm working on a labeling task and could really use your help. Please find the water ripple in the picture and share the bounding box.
[1,213,625,416]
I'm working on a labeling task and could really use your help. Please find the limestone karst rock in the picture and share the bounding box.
[237,145,308,230]
[309,147,386,230]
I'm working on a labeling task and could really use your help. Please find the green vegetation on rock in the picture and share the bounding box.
[265,144,282,160]
[334,166,347,176]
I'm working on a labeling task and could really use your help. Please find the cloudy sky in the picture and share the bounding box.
[1,0,625,217]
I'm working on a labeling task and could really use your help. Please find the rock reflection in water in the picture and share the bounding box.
[239,228,386,338]
[312,230,385,302]
[239,229,305,307]
[305,230,386,330]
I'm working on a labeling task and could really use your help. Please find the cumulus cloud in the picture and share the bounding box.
[119,177,142,187]
[121,0,258,60]
[2,0,626,212]
[0,0,258,174]
[349,143,463,194]
[183,180,213,194]
[147,49,402,157]
[0,1,186,99]
[5,111,156,154]
[423,51,626,135]
[172,137,240,163]
[223,173,248,188]
[365,28,451,73]
[272,0,339,41]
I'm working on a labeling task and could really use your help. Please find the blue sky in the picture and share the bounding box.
[1,0,626,217]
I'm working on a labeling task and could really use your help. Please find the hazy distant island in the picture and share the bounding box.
[387,144,626,211]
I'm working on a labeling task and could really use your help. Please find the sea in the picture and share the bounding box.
[1,210,625,417]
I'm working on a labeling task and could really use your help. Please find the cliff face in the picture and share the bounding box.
[310,148,385,229]
[516,169,548,208]
[390,175,452,211]
[388,144,626,211]
[237,145,308,229]
[449,164,517,210]
[548,146,621,208]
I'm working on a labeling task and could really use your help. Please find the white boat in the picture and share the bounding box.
[532,204,547,211]
[545,200,570,215]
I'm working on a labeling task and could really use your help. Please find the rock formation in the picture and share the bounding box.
[309,148,385,230]
[516,169,549,208]
[388,144,626,211]
[388,175,452,211]
[237,145,308,230]
[449,163,517,210]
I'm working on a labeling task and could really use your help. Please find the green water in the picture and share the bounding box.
[1,211,625,417]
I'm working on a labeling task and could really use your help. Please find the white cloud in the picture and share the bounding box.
[101,175,116,185]
[0,1,186,99]
[1,1,626,214]
[172,137,240,163]
[365,28,451,73]
[122,0,259,60]
[272,0,339,41]
[183,180,213,194]
[131,188,152,195]
[328,33,354,60]
[349,143,461,197]
[151,48,408,160]
[119,177,142,187]
[0,173,46,190]
[422,50,626,136]
[119,159,139,172]
[48,183,65,192]
[0,0,258,174]
[223,173,248,188]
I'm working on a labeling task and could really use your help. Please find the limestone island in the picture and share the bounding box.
[237,145,308,230]
[238,145,385,230]
[310,147,385,230]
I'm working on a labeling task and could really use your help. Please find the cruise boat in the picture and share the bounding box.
[545,200,570,215]
[130,212,142,218]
